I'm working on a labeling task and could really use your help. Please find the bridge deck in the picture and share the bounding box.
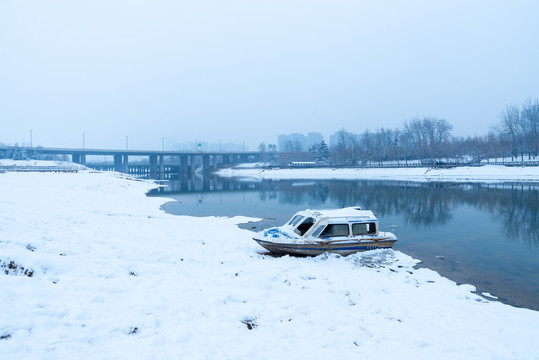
[0,146,262,157]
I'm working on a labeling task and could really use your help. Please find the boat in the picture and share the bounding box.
[253,207,397,256]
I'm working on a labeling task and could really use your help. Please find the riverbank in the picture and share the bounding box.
[217,164,539,182]
[1,169,539,359]
[0,159,87,168]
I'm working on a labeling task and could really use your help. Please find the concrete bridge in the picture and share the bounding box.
[0,146,265,178]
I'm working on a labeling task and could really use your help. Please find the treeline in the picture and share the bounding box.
[0,145,64,161]
[0,145,42,160]
[319,98,539,165]
[495,98,539,161]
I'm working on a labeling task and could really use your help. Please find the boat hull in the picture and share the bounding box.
[254,238,396,257]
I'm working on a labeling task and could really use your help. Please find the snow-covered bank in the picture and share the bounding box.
[217,165,539,182]
[0,159,86,168]
[1,171,539,359]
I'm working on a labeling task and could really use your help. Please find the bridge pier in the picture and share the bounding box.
[113,154,129,173]
[159,155,164,180]
[202,155,210,170]
[180,155,189,176]
[149,155,158,178]
[72,154,87,165]
[148,155,165,179]
[123,155,129,173]
[114,155,123,172]
[181,155,193,177]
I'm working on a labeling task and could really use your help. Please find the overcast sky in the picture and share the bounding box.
[1,0,538,150]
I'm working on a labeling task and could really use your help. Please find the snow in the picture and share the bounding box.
[482,292,499,300]
[294,207,375,220]
[1,167,539,359]
[217,165,539,182]
[0,159,86,169]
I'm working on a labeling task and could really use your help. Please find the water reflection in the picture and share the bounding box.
[148,177,539,247]
[323,181,455,228]
[491,185,539,246]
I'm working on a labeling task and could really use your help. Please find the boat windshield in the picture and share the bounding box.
[288,215,304,226]
[296,217,315,236]
[310,225,325,238]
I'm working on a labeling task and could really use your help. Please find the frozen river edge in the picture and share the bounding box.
[1,169,539,359]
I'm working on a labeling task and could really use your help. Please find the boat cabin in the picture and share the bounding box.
[285,207,380,240]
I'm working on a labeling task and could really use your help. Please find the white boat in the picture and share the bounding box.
[253,207,397,256]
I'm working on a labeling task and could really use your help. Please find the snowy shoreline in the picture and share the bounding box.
[1,168,539,358]
[216,164,539,183]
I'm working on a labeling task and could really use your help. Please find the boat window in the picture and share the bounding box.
[310,225,325,238]
[352,222,377,235]
[319,224,349,238]
[288,215,304,226]
[296,217,315,236]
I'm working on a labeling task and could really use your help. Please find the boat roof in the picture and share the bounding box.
[294,207,378,222]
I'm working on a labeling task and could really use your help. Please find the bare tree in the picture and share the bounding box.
[403,118,425,160]
[521,98,539,158]
[498,104,524,160]
[331,130,359,165]
[430,118,453,160]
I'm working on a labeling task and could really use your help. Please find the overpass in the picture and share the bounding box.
[0,146,265,178]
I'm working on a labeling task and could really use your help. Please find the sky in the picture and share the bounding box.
[1,0,538,150]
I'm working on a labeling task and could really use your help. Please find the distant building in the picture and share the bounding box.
[306,132,324,148]
[278,132,324,152]
[329,133,340,149]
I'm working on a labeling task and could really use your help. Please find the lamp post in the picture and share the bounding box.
[30,130,32,147]
[162,137,165,151]
[83,133,85,149]
[126,136,128,150]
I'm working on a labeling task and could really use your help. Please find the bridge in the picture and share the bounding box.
[0,146,265,179]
